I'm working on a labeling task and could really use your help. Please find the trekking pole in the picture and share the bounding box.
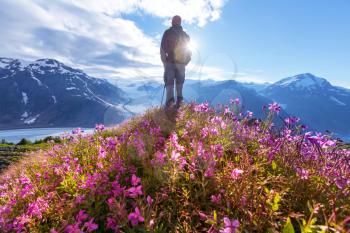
[161,84,166,106]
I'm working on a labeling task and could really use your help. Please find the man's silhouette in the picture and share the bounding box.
[160,15,191,108]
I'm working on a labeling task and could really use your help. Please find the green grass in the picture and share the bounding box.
[0,143,52,171]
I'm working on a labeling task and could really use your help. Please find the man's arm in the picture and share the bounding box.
[160,31,167,64]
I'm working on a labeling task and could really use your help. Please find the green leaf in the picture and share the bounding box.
[309,217,317,225]
[307,201,314,214]
[271,161,277,170]
[213,210,217,222]
[272,193,281,211]
[282,218,295,233]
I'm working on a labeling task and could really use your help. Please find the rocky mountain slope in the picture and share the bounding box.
[0,58,130,129]
[261,73,350,136]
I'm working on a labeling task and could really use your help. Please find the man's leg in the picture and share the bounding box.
[175,63,185,106]
[164,63,175,107]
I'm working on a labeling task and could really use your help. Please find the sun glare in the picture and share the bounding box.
[187,40,198,52]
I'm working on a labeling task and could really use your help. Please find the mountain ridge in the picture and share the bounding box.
[261,73,350,136]
[0,58,130,129]
[1,57,350,139]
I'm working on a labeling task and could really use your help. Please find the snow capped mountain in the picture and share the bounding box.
[1,58,349,139]
[261,73,350,136]
[0,58,130,129]
[271,73,331,91]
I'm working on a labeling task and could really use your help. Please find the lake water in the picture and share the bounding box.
[0,128,94,144]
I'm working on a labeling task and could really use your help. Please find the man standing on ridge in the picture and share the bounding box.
[160,15,191,108]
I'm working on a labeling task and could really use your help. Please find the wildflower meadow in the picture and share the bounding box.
[0,101,349,232]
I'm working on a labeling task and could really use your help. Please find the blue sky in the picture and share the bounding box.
[0,0,349,87]
[195,0,350,87]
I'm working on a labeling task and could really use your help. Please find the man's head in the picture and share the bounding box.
[172,15,182,26]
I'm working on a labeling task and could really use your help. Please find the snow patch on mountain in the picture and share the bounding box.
[24,114,40,125]
[0,62,9,69]
[0,58,15,68]
[17,59,33,71]
[275,73,329,90]
[330,96,346,106]
[29,70,43,85]
[22,92,28,105]
[21,111,29,119]
[32,59,60,68]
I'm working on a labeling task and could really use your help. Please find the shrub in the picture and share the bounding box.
[34,136,62,144]
[16,138,32,146]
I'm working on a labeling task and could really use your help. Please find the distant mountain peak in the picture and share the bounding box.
[0,58,17,69]
[31,58,62,67]
[0,57,84,75]
[0,57,129,129]
[274,73,330,90]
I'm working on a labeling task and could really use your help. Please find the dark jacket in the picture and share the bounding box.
[160,25,190,64]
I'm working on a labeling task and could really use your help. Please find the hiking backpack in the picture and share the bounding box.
[174,31,192,65]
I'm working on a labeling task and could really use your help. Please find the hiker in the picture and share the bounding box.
[160,15,192,108]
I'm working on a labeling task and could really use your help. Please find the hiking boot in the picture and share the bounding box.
[176,96,184,108]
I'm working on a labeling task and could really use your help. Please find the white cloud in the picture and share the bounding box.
[0,0,230,83]
[0,0,160,66]
[65,0,228,27]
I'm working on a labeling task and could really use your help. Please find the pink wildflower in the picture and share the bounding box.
[98,146,106,159]
[171,150,180,161]
[75,195,85,204]
[150,219,155,227]
[111,180,124,197]
[147,195,154,206]
[128,185,142,198]
[95,124,105,131]
[268,102,281,114]
[20,184,34,198]
[107,137,117,150]
[76,210,89,222]
[128,207,144,226]
[201,127,209,138]
[211,194,221,204]
[19,176,31,185]
[246,111,253,118]
[84,218,98,232]
[297,168,310,180]
[230,98,240,106]
[220,217,240,233]
[66,223,82,233]
[155,151,166,165]
[131,174,141,186]
[72,128,83,134]
[205,167,215,178]
[284,116,300,125]
[231,169,244,180]
[194,102,210,112]
[106,217,118,230]
[27,197,49,219]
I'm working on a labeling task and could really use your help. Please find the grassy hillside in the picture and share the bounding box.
[0,137,61,171]
[0,102,349,232]
[0,143,50,171]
